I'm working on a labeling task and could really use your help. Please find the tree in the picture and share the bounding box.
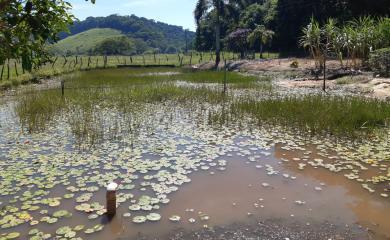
[248,25,275,58]
[94,37,135,55]
[0,0,95,71]
[195,0,227,68]
[226,29,251,59]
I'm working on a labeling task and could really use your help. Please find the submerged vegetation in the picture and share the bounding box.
[15,68,389,142]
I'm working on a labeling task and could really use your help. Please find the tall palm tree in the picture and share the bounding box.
[195,0,226,68]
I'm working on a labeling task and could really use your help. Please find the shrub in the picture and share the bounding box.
[369,48,390,77]
[290,60,299,68]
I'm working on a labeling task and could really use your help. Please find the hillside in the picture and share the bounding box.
[49,28,125,55]
[57,14,195,54]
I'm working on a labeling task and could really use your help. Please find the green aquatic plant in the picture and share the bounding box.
[231,95,390,137]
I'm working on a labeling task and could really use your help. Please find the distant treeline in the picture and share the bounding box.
[195,0,390,54]
[58,14,195,54]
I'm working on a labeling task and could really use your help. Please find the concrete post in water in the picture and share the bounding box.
[106,182,118,217]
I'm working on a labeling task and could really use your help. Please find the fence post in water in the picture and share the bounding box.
[106,182,118,218]
[223,59,227,94]
[61,80,65,97]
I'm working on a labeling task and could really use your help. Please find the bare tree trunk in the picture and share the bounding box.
[215,4,221,69]
[260,42,263,59]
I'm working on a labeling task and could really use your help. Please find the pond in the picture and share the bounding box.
[0,68,389,240]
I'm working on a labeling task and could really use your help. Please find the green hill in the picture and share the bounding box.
[56,14,195,55]
[49,28,124,55]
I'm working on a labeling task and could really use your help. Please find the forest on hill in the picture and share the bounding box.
[195,0,390,54]
[53,14,195,55]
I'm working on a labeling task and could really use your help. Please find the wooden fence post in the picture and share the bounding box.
[14,61,18,77]
[7,59,10,80]
[61,80,65,97]
[63,56,68,67]
[0,64,4,81]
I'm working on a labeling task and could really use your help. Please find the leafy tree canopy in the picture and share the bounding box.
[0,0,94,70]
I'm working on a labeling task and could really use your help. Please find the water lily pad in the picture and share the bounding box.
[146,213,161,222]
[53,210,72,218]
[56,226,72,235]
[74,225,85,231]
[169,215,181,222]
[132,216,147,223]
[6,232,20,239]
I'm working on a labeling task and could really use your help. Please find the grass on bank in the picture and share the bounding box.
[231,95,390,137]
[0,52,279,89]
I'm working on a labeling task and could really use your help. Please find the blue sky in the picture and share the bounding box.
[67,0,198,31]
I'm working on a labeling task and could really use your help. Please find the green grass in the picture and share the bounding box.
[335,75,371,85]
[231,95,390,137]
[49,28,124,55]
[63,67,268,88]
[14,68,389,144]
[0,51,279,90]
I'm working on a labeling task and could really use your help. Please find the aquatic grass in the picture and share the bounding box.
[15,91,68,132]
[14,80,228,135]
[64,68,264,89]
[232,95,390,137]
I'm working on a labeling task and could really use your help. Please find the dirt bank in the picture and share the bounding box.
[197,58,390,100]
[133,218,369,240]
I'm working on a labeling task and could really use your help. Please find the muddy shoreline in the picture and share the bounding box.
[132,218,369,240]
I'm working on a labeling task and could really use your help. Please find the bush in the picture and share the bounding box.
[290,60,299,68]
[369,48,390,77]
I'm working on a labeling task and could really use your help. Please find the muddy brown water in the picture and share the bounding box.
[7,143,387,240]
